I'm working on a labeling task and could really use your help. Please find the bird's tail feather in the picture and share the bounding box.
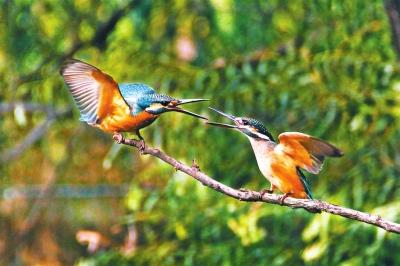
[297,167,313,200]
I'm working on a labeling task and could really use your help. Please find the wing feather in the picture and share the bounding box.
[277,132,343,174]
[60,59,123,124]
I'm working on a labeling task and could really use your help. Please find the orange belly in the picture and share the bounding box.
[98,110,158,133]
[269,156,309,199]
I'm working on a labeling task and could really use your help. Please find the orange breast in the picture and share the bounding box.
[269,155,309,199]
[92,74,158,132]
[98,105,158,133]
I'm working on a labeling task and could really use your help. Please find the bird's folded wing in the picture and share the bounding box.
[60,59,125,124]
[119,83,156,115]
[277,132,343,174]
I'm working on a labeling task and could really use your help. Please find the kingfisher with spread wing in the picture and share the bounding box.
[207,107,343,201]
[60,59,207,149]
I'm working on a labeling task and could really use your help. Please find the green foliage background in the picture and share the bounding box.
[1,0,400,265]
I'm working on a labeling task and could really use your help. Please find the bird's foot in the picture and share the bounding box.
[191,159,200,171]
[138,139,146,154]
[113,133,124,144]
[279,193,292,205]
[259,189,274,197]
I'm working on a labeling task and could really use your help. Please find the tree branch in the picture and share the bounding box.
[12,0,139,90]
[90,0,139,50]
[0,102,54,114]
[119,137,400,234]
[0,103,71,163]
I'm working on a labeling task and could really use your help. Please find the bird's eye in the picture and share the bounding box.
[243,120,249,125]
[161,102,169,106]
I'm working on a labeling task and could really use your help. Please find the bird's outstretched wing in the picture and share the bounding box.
[60,59,126,124]
[277,132,343,174]
[119,83,156,115]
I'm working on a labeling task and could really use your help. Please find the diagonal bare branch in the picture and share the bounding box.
[0,102,54,114]
[0,105,71,163]
[118,137,400,234]
[13,0,139,89]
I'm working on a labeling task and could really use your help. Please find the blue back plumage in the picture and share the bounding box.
[119,83,156,115]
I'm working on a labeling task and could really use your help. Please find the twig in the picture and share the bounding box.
[0,106,71,163]
[0,102,54,114]
[119,137,400,234]
[0,119,54,163]
[90,0,139,50]
[11,0,139,90]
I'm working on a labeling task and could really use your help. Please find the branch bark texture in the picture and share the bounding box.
[120,137,400,234]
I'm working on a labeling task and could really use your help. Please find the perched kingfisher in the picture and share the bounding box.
[207,107,343,201]
[60,59,207,149]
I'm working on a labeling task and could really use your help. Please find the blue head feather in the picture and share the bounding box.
[118,83,206,118]
[137,94,177,114]
[119,83,167,115]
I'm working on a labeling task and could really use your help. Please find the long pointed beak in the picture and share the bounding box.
[208,107,236,121]
[176,99,209,105]
[206,121,238,129]
[167,98,209,120]
[168,106,207,120]
[206,107,238,129]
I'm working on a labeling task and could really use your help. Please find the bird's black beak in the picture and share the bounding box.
[167,99,209,120]
[206,107,238,129]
